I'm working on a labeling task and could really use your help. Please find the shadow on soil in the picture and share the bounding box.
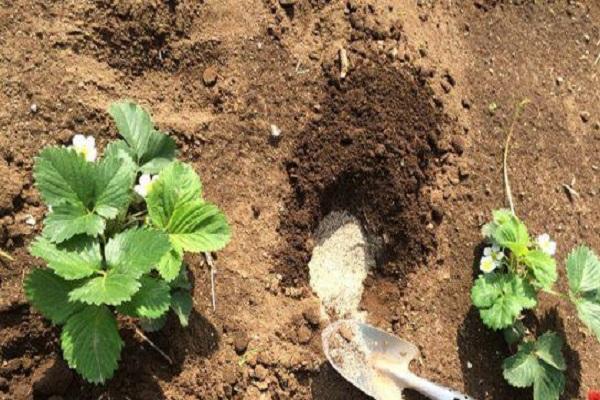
[310,361,429,400]
[538,308,581,398]
[457,243,523,399]
[66,309,219,400]
[310,362,370,400]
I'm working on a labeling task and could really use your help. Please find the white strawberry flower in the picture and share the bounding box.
[480,255,497,274]
[71,134,97,162]
[134,174,158,198]
[536,233,556,256]
[483,244,504,262]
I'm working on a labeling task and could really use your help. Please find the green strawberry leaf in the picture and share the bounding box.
[139,131,176,173]
[43,202,106,243]
[34,147,95,208]
[170,267,192,290]
[482,209,513,239]
[94,144,137,219]
[30,236,102,280]
[167,201,231,253]
[503,341,538,387]
[68,271,141,306]
[533,362,565,400]
[534,332,566,371]
[145,160,228,253]
[575,293,600,340]
[147,161,203,228]
[171,290,193,327]
[157,246,183,282]
[567,246,600,295]
[472,273,536,330]
[503,320,526,346]
[471,273,503,308]
[35,145,137,243]
[107,101,153,160]
[24,268,85,325]
[61,305,123,384]
[105,228,171,279]
[493,215,530,257]
[118,276,171,319]
[103,140,136,164]
[503,333,566,400]
[523,250,557,290]
[140,315,167,333]
[108,101,176,169]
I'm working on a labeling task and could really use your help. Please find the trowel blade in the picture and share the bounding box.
[322,320,419,400]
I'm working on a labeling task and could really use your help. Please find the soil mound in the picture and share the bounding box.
[279,60,446,285]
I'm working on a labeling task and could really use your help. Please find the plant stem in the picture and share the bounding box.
[0,248,13,261]
[503,99,531,216]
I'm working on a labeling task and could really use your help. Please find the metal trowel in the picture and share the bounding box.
[322,320,475,400]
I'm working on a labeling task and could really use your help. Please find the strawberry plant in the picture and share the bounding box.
[25,101,231,383]
[472,209,600,400]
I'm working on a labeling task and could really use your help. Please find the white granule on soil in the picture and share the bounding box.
[308,211,374,319]
[327,322,373,393]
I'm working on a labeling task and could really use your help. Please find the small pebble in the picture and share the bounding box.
[30,103,38,113]
[25,215,36,226]
[254,365,268,381]
[270,124,281,139]
[338,325,354,342]
[440,80,452,93]
[302,307,321,326]
[580,111,590,123]
[297,326,312,344]
[279,0,296,6]
[233,332,249,355]
[461,99,472,109]
[202,66,218,87]
[467,361,473,369]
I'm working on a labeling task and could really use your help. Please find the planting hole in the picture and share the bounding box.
[279,61,447,287]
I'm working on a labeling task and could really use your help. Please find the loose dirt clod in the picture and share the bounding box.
[308,212,373,320]
[234,332,249,354]
[202,66,218,87]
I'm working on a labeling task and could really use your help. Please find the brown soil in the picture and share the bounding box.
[1,1,600,400]
[279,59,448,285]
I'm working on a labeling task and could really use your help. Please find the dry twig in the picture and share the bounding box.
[339,48,349,79]
[0,249,13,261]
[134,326,173,365]
[503,99,531,215]
[204,252,217,311]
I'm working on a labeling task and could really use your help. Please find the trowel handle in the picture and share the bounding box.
[389,371,475,400]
